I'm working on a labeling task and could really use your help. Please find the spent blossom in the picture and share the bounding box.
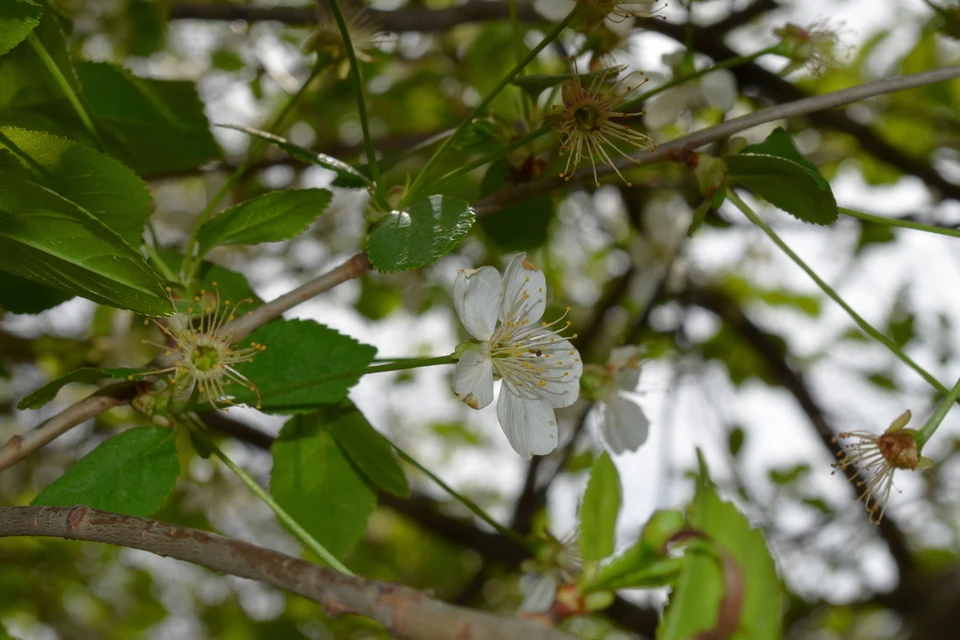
[544,63,655,187]
[832,409,932,524]
[452,254,583,458]
[774,19,849,75]
[137,285,265,410]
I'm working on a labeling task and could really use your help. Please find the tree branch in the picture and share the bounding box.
[0,382,137,473]
[0,506,574,640]
[168,2,542,33]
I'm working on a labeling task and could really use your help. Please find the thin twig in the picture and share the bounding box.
[0,506,574,640]
[0,383,138,473]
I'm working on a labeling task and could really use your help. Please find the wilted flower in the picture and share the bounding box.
[303,3,384,77]
[544,64,655,187]
[520,533,582,613]
[644,51,739,130]
[137,286,265,410]
[591,346,651,454]
[774,19,849,75]
[832,410,932,524]
[452,254,583,458]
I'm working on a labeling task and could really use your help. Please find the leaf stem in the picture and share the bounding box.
[27,33,103,151]
[728,189,948,395]
[403,10,576,205]
[388,439,535,552]
[186,417,352,574]
[916,375,960,449]
[839,206,960,240]
[328,0,385,202]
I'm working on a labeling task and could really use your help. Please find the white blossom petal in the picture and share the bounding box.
[454,266,502,341]
[609,346,644,391]
[519,572,559,613]
[532,0,575,22]
[539,336,583,408]
[599,394,650,454]
[497,391,559,459]
[501,253,546,325]
[643,86,696,130]
[701,69,738,112]
[452,350,495,409]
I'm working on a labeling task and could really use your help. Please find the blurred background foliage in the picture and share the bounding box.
[2,0,960,638]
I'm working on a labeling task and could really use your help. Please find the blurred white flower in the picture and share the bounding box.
[452,254,583,458]
[519,533,582,613]
[593,346,650,454]
[644,51,738,130]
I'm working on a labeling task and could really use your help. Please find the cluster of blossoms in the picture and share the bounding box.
[452,254,583,458]
[137,286,265,411]
[544,63,655,187]
[832,410,931,524]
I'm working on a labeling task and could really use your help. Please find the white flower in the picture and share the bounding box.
[643,56,738,131]
[519,532,582,613]
[594,346,650,454]
[452,254,583,458]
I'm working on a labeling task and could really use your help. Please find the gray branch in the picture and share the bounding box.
[0,506,574,640]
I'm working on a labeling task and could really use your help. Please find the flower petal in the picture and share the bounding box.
[497,391,559,459]
[519,572,559,613]
[501,253,546,325]
[701,69,738,112]
[454,266,502,341]
[598,394,650,454]
[452,349,495,410]
[608,345,644,391]
[537,336,583,408]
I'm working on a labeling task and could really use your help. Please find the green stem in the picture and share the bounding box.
[916,375,960,449]
[403,10,576,205]
[328,0,384,202]
[186,418,352,574]
[728,189,948,395]
[182,63,324,284]
[28,33,103,150]
[142,241,178,283]
[389,440,535,552]
[839,207,960,240]
[429,125,551,192]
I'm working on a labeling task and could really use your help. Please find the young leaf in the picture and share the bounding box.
[366,195,475,273]
[232,319,377,413]
[579,452,621,564]
[725,128,837,226]
[76,62,222,175]
[271,414,376,558]
[32,427,180,518]
[0,173,169,315]
[18,367,142,410]
[323,401,409,497]
[195,189,332,256]
[0,126,153,246]
[221,125,371,188]
[658,460,782,640]
[0,269,72,314]
[0,0,42,56]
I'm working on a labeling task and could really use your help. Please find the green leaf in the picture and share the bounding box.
[76,62,222,175]
[221,125,370,188]
[32,427,180,517]
[0,0,42,56]
[658,460,782,640]
[0,126,153,246]
[195,189,332,256]
[271,414,376,558]
[18,367,142,410]
[366,195,475,273]
[0,269,72,313]
[232,319,377,413]
[0,172,169,315]
[323,401,409,497]
[579,452,621,564]
[725,129,837,226]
